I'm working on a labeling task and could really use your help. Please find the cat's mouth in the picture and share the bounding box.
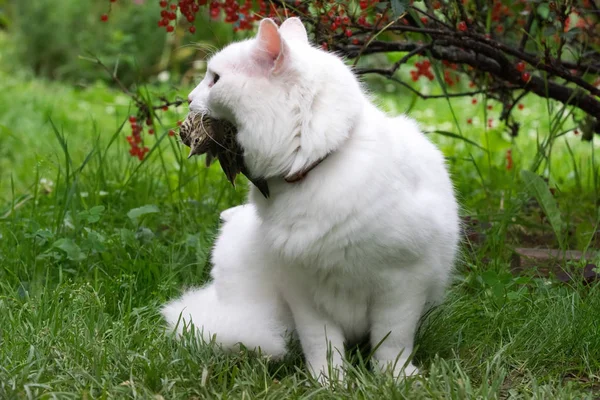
[179,112,270,198]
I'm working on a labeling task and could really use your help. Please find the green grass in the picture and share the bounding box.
[1,41,600,398]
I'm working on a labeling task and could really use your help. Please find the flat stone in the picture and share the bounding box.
[510,247,599,283]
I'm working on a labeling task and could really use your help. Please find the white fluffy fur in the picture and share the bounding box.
[163,17,460,381]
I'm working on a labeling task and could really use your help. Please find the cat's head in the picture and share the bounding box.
[188,17,364,180]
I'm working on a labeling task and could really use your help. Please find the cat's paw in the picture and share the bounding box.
[372,359,421,381]
[395,363,420,379]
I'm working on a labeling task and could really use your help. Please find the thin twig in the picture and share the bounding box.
[518,11,535,52]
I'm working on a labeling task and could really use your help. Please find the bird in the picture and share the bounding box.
[179,113,270,198]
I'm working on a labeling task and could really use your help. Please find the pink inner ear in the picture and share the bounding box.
[257,19,282,61]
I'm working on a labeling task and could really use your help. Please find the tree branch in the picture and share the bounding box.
[340,40,600,119]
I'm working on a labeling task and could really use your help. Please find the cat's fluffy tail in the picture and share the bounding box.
[161,283,289,359]
[161,204,291,360]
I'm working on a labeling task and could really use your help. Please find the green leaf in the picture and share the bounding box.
[90,205,105,215]
[25,229,54,246]
[390,0,409,18]
[481,270,499,286]
[506,291,521,301]
[514,276,532,285]
[127,205,159,222]
[491,283,505,302]
[135,227,155,244]
[520,170,564,247]
[82,228,106,253]
[78,205,105,224]
[119,228,137,247]
[52,238,86,261]
[537,3,550,20]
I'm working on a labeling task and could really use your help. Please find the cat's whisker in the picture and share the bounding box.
[185,42,219,56]
[197,115,242,156]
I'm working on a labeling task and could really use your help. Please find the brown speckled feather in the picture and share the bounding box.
[179,114,270,198]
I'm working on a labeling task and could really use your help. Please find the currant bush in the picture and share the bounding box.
[101,0,600,153]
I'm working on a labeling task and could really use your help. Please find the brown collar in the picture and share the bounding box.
[284,154,330,183]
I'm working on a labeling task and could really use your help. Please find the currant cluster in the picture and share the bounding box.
[516,61,531,83]
[321,0,393,47]
[464,100,525,130]
[441,61,460,87]
[319,4,353,39]
[100,0,117,22]
[158,1,180,33]
[125,105,178,162]
[490,0,513,33]
[126,116,150,161]
[505,149,513,171]
[156,0,288,34]
[410,60,434,82]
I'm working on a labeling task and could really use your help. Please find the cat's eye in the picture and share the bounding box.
[213,73,220,85]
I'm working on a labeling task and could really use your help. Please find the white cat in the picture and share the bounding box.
[162,17,460,382]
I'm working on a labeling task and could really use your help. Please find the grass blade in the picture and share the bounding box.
[520,169,564,248]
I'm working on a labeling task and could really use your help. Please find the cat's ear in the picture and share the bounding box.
[255,18,288,72]
[279,17,308,44]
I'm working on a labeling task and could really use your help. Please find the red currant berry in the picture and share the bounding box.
[100,14,109,22]
[516,61,526,72]
[189,26,196,33]
[522,72,531,82]
[166,25,174,32]
[458,21,467,31]
[160,0,168,8]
